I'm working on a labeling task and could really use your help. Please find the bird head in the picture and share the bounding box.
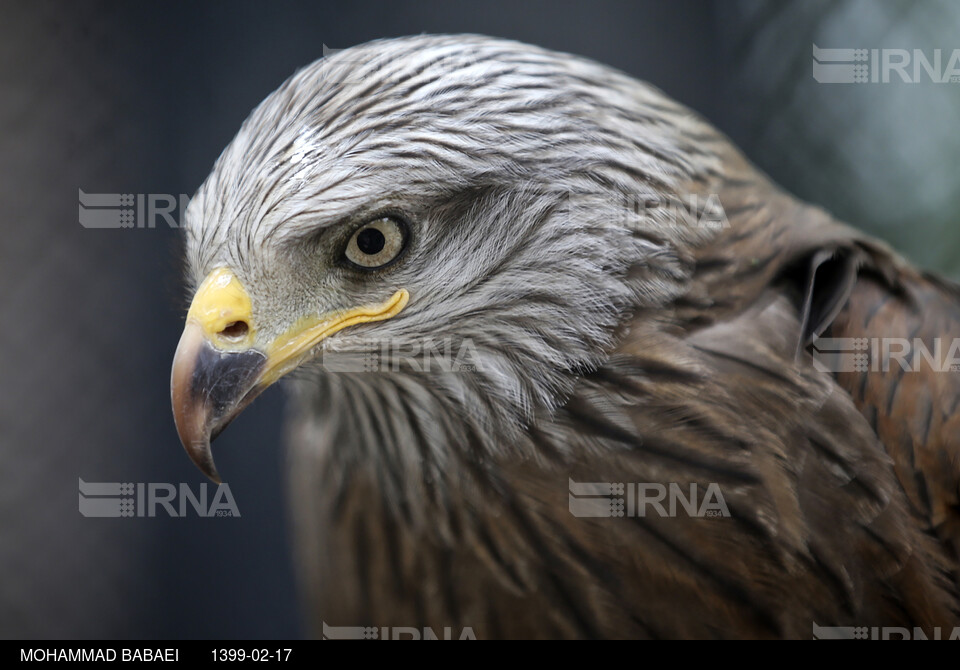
[171,35,719,482]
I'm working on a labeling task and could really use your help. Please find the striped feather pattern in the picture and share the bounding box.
[181,35,960,638]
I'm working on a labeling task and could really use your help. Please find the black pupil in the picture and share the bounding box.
[356,227,386,255]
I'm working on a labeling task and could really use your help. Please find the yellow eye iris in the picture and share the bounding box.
[345,217,407,269]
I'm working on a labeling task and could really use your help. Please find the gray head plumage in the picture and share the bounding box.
[180,35,726,467]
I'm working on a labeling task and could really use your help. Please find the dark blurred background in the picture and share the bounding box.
[1,0,958,639]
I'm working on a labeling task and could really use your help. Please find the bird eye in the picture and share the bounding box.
[344,217,407,269]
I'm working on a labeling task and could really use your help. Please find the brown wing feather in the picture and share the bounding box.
[685,147,960,572]
[828,271,960,564]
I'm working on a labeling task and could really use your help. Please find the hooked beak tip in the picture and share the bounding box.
[183,438,222,485]
[170,320,265,484]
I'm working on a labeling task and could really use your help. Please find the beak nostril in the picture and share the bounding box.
[219,320,249,340]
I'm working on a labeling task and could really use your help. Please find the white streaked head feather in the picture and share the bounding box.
[182,34,730,501]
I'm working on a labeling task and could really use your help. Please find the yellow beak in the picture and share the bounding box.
[170,267,409,482]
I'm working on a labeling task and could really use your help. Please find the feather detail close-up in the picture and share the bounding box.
[3,1,959,643]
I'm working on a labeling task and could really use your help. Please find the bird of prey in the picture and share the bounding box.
[170,35,960,639]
